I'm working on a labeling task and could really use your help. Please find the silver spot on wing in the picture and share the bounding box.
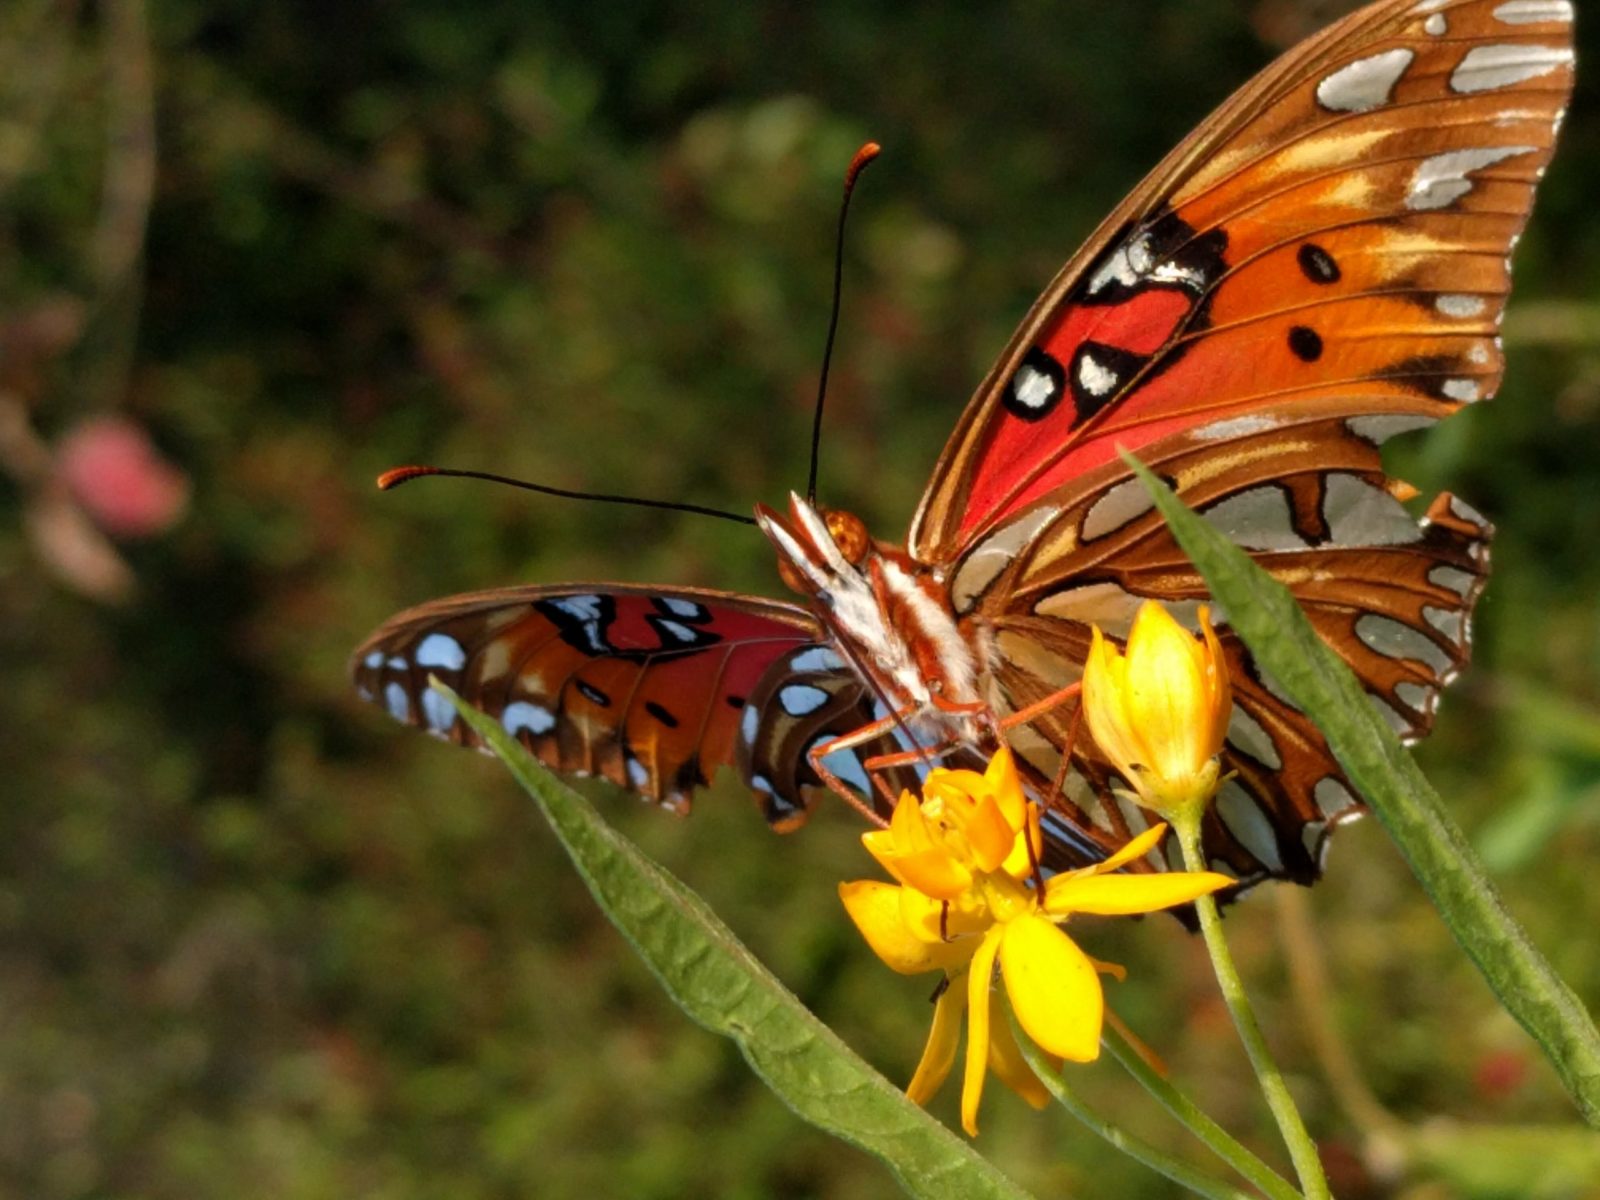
[1450,45,1572,94]
[1316,48,1415,113]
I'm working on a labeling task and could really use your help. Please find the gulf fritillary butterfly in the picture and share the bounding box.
[353,0,1573,889]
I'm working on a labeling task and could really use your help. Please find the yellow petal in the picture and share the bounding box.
[1000,805,1044,880]
[961,928,1003,1137]
[1091,822,1169,875]
[964,795,1018,873]
[907,978,967,1106]
[839,881,973,974]
[999,913,1102,1062]
[1197,606,1233,755]
[1043,869,1232,917]
[898,883,992,943]
[1124,603,1208,779]
[891,848,974,901]
[986,1001,1051,1111]
[985,747,1028,832]
[1082,626,1146,776]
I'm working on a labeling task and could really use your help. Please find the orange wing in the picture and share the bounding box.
[912,0,1571,885]
[351,584,924,830]
[912,0,1572,559]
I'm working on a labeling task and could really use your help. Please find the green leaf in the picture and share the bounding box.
[1124,455,1600,1128]
[444,687,1037,1200]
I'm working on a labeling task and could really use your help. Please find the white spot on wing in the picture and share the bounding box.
[626,756,650,789]
[1083,479,1156,541]
[1193,414,1280,440]
[1450,45,1572,94]
[952,505,1060,613]
[385,682,411,722]
[1357,614,1454,675]
[780,684,830,717]
[422,689,456,735]
[1429,565,1476,596]
[1424,605,1466,644]
[1324,474,1424,547]
[1407,146,1536,210]
[1442,379,1481,402]
[656,619,699,645]
[1227,707,1283,770]
[1202,488,1309,551]
[789,646,844,674]
[1347,414,1436,445]
[1088,233,1154,294]
[503,701,557,737]
[363,651,384,669]
[1425,12,1448,34]
[1215,780,1283,872]
[1492,0,1573,24]
[660,597,707,620]
[1077,351,1119,397]
[740,701,760,746]
[1012,363,1058,410]
[1436,293,1487,318]
[1449,496,1490,527]
[1314,777,1357,818]
[415,633,467,671]
[1316,48,1415,113]
[1397,681,1436,712]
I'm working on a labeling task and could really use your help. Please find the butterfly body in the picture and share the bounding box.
[354,0,1573,890]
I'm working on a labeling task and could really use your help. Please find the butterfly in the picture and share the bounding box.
[353,0,1573,890]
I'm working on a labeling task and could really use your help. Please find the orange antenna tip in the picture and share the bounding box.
[377,465,438,491]
[845,142,881,192]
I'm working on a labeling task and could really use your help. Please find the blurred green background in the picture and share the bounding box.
[3,0,1598,1196]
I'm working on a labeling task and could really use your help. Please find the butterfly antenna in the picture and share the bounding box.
[377,465,758,527]
[806,141,881,504]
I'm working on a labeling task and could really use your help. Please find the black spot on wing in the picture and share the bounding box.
[576,680,611,707]
[645,701,680,728]
[1288,326,1324,362]
[1298,243,1341,284]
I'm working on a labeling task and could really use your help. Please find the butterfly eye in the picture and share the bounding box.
[825,509,870,564]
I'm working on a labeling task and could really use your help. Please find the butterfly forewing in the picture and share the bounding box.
[917,0,1566,884]
[913,0,1571,558]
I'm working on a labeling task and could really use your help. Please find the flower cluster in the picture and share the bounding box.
[841,600,1236,1135]
[840,747,1230,1134]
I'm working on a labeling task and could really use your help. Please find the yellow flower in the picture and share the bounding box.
[840,748,1230,1136]
[1081,600,1232,820]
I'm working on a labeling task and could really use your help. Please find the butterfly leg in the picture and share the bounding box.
[805,706,944,825]
[997,682,1081,731]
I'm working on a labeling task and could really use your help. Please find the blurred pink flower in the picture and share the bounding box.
[56,416,189,539]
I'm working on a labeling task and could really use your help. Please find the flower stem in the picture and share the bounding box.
[1176,814,1332,1200]
[1102,1022,1303,1200]
[1016,1023,1262,1200]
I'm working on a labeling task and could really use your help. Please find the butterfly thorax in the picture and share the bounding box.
[756,493,982,723]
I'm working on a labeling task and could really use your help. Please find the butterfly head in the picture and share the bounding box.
[757,493,979,713]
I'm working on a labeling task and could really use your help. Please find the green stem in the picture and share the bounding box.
[1176,813,1332,1200]
[1102,1024,1303,1200]
[1015,1024,1261,1200]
